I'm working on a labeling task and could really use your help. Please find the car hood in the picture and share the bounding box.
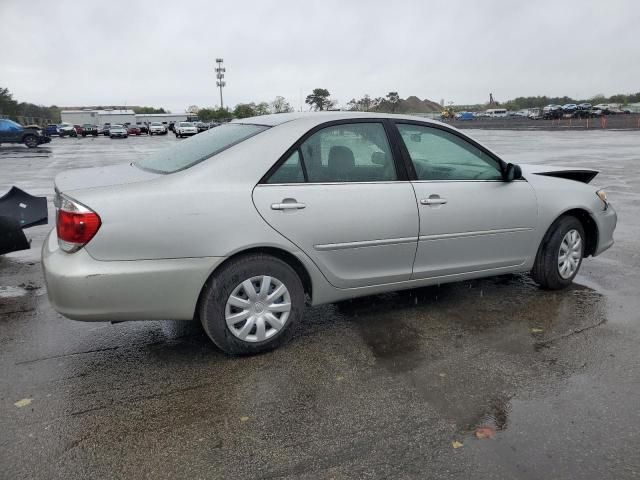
[55,163,161,192]
[519,163,599,184]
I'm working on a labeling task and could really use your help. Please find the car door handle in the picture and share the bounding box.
[271,202,306,210]
[420,197,447,205]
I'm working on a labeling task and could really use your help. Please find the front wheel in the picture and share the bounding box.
[199,254,304,355]
[532,216,585,289]
[23,135,39,148]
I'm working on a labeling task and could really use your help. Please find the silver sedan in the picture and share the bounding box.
[43,112,617,354]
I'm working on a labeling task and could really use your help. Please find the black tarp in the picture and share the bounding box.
[0,187,48,255]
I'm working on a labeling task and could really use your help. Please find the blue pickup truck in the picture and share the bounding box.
[0,118,52,148]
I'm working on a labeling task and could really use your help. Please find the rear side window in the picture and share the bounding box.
[266,122,396,183]
[266,150,304,184]
[135,124,268,173]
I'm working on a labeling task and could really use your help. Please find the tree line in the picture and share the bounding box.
[3,85,639,126]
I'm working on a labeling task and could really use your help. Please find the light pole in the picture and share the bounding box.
[215,58,226,109]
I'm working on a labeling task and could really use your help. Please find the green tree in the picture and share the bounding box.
[305,88,333,111]
[233,103,257,119]
[386,91,400,113]
[254,102,270,116]
[0,87,18,118]
[198,107,231,122]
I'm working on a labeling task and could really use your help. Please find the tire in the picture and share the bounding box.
[532,216,585,290]
[199,254,304,355]
[23,135,38,148]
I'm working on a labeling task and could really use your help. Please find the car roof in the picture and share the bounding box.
[232,111,444,128]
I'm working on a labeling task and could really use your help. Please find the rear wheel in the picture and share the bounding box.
[199,254,304,355]
[532,216,585,289]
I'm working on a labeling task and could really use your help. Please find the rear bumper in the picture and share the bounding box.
[41,231,224,321]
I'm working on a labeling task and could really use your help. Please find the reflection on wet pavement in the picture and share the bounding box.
[1,132,639,479]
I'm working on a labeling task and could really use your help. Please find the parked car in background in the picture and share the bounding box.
[527,108,542,119]
[138,124,149,135]
[454,111,474,121]
[543,105,563,119]
[44,124,59,136]
[175,121,198,137]
[73,125,84,136]
[126,125,141,136]
[168,122,176,132]
[58,123,77,137]
[577,103,592,110]
[195,122,209,132]
[0,119,51,148]
[109,125,128,138]
[485,108,508,117]
[100,123,111,135]
[149,122,168,135]
[42,112,617,354]
[81,124,99,137]
[561,104,578,112]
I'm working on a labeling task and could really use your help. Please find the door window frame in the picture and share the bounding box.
[259,118,410,185]
[388,120,510,182]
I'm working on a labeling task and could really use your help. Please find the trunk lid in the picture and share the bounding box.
[54,163,161,192]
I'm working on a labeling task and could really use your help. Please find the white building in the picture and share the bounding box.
[60,109,190,126]
[61,109,136,126]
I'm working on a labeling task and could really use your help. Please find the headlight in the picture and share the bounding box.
[596,190,608,210]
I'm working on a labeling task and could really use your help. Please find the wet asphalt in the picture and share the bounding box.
[1,130,639,479]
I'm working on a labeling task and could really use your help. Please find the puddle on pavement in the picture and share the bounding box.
[0,285,30,298]
[344,274,608,433]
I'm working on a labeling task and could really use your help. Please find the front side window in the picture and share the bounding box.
[135,123,268,174]
[397,124,502,181]
[299,123,396,183]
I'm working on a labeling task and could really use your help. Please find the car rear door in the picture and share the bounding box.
[252,120,419,289]
[393,122,538,279]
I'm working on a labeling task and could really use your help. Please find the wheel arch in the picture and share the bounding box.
[196,246,314,316]
[546,208,599,258]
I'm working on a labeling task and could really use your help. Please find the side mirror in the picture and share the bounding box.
[504,163,522,181]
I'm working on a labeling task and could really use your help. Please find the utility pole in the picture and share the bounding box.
[215,58,226,109]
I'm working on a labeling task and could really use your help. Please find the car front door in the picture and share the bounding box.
[394,122,538,279]
[253,120,419,289]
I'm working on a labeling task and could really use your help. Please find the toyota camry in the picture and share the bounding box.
[42,112,617,354]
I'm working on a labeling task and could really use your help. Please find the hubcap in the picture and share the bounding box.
[558,229,582,279]
[225,275,291,343]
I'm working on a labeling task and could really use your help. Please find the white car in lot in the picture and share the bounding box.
[149,122,168,135]
[175,122,198,138]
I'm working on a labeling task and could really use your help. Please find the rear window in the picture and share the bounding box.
[135,123,269,174]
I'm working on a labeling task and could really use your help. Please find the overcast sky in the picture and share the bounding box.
[1,0,638,112]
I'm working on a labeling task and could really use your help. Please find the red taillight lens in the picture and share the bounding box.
[55,194,101,253]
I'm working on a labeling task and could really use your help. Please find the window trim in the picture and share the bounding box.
[390,120,508,181]
[258,118,409,185]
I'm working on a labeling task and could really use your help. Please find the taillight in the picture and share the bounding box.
[55,193,101,253]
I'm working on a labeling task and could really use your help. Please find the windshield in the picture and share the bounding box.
[179,122,192,127]
[135,123,269,174]
[151,122,162,126]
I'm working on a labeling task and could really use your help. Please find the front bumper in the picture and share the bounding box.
[594,204,617,256]
[42,231,224,321]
